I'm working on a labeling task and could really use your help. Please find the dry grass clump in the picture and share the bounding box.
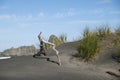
[118,47,120,58]
[115,26,120,35]
[77,27,100,61]
[77,25,111,61]
[58,33,67,43]
[97,25,110,39]
[114,26,120,57]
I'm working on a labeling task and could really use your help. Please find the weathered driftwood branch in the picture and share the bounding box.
[38,32,61,66]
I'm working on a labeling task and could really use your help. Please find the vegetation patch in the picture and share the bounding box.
[77,25,111,61]
[114,27,120,58]
[118,47,120,58]
[96,25,110,39]
[45,34,67,49]
[58,33,67,43]
[115,26,120,35]
[77,27,100,61]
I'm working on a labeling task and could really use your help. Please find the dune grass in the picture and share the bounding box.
[58,33,67,43]
[114,39,120,58]
[112,38,120,45]
[97,25,110,39]
[114,26,120,57]
[113,38,120,58]
[77,26,111,61]
[118,47,120,58]
[77,27,100,61]
[115,26,120,35]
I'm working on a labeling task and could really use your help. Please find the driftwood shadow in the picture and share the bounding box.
[33,55,59,65]
[46,58,59,65]
[112,54,120,63]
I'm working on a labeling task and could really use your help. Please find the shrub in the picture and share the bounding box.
[115,26,120,35]
[58,33,67,43]
[83,27,91,37]
[118,47,120,58]
[112,38,120,46]
[97,25,110,38]
[77,28,100,61]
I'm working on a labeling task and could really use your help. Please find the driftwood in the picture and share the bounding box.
[34,32,61,66]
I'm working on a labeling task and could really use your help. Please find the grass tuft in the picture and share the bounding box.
[97,25,110,39]
[58,33,67,43]
[118,47,120,58]
[115,26,120,35]
[77,27,100,61]
[77,25,111,61]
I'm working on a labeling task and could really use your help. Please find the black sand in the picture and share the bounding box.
[0,42,120,80]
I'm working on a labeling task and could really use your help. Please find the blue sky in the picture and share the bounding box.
[0,0,120,51]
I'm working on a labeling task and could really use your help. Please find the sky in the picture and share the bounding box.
[0,0,120,51]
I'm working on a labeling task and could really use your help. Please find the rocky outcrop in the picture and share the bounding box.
[1,45,37,56]
[0,52,1,56]
[45,35,62,49]
[48,35,61,46]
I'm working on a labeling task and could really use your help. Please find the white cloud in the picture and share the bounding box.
[0,5,8,9]
[38,12,45,17]
[54,8,76,18]
[66,20,103,24]
[90,10,103,14]
[17,22,50,28]
[110,11,120,14]
[0,15,10,19]
[98,0,111,4]
[67,11,76,16]
[17,23,31,28]
[55,12,64,18]
[25,14,33,20]
[0,14,16,20]
[54,8,103,18]
[0,14,33,21]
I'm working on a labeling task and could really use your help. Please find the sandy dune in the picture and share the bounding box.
[0,42,120,80]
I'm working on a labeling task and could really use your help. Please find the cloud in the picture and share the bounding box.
[54,12,64,18]
[0,14,16,20]
[38,12,45,17]
[90,10,103,14]
[17,22,50,28]
[26,14,33,20]
[66,20,103,25]
[54,8,76,18]
[67,11,76,16]
[98,0,112,4]
[0,14,33,21]
[0,5,8,9]
[110,11,120,14]
[54,8,104,18]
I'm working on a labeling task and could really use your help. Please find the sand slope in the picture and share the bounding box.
[0,42,120,80]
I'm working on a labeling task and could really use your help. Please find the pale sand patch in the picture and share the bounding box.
[0,56,11,59]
